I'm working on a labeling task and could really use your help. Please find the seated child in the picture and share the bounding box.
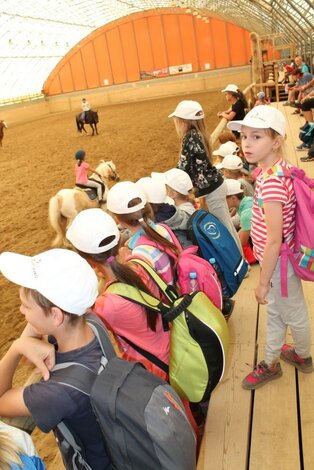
[219,155,255,197]
[212,141,239,167]
[225,179,256,264]
[254,91,270,106]
[137,171,195,247]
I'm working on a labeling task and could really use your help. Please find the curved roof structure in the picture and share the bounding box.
[0,0,313,103]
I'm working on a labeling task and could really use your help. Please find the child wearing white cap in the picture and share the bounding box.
[217,84,248,137]
[0,249,112,469]
[106,181,178,284]
[219,155,255,198]
[168,100,242,252]
[139,173,195,248]
[66,208,170,381]
[212,141,239,168]
[228,105,312,390]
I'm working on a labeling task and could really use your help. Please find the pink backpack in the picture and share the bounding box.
[133,225,223,309]
[278,166,314,296]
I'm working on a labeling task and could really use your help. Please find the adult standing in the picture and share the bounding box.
[168,100,242,252]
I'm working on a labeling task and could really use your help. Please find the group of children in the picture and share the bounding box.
[0,96,312,469]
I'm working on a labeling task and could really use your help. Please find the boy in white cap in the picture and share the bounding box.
[138,173,195,248]
[0,249,111,470]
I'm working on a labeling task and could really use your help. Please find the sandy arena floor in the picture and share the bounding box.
[0,90,227,467]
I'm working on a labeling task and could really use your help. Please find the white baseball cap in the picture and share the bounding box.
[107,181,147,214]
[213,141,239,157]
[225,179,244,196]
[0,249,98,315]
[227,106,286,136]
[220,155,243,170]
[221,84,238,93]
[165,169,193,195]
[66,209,120,254]
[168,100,205,120]
[136,177,167,204]
[151,169,193,196]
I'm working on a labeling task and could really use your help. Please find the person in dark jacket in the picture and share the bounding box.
[169,100,241,251]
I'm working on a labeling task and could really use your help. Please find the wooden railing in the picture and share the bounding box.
[210,83,256,147]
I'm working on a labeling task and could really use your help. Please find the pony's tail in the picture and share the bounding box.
[48,195,68,247]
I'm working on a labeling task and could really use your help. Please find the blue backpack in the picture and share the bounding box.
[187,209,248,298]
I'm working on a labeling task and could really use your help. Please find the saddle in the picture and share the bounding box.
[75,179,105,202]
[75,184,98,201]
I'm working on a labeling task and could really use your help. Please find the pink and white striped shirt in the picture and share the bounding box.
[251,159,296,262]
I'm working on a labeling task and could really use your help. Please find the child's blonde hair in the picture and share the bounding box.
[0,431,23,470]
[264,128,286,156]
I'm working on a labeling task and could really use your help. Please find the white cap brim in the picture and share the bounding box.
[0,252,36,290]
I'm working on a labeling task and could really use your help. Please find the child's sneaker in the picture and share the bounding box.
[242,361,282,390]
[280,344,313,373]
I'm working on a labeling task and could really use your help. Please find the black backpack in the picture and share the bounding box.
[51,314,196,470]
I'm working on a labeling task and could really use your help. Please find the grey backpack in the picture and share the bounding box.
[51,314,196,470]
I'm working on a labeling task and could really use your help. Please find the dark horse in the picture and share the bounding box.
[76,110,99,136]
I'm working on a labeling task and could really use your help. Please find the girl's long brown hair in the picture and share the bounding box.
[174,116,213,164]
[113,199,179,257]
[78,241,160,331]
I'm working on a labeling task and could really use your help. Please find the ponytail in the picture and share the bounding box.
[113,200,179,257]
[236,90,248,108]
[78,246,159,331]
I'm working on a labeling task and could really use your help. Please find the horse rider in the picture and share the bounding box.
[81,98,91,121]
[74,149,103,203]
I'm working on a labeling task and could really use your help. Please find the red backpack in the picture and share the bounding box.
[132,225,223,310]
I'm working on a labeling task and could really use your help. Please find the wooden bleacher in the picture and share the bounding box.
[197,102,314,470]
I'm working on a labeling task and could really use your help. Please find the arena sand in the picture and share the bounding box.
[0,90,227,467]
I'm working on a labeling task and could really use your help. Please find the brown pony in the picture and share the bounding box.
[0,121,7,146]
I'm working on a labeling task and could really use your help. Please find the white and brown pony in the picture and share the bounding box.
[48,160,119,247]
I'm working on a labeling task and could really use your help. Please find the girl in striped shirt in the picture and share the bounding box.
[228,106,312,390]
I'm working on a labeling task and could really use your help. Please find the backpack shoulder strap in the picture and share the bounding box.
[290,166,314,189]
[128,257,178,302]
[106,281,165,311]
[50,314,116,392]
[50,362,95,395]
[86,313,116,361]
[56,421,93,470]
[118,334,169,375]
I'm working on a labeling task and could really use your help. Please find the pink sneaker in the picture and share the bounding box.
[280,344,313,373]
[242,361,282,390]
